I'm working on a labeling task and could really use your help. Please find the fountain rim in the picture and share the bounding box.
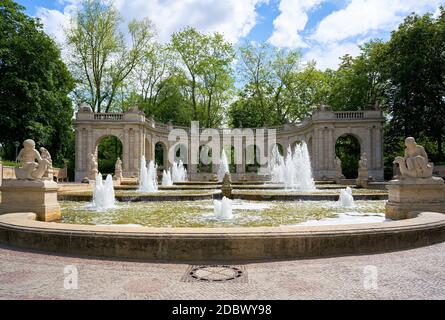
[0,211,444,261]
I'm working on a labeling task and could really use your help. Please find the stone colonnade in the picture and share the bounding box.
[74,108,385,182]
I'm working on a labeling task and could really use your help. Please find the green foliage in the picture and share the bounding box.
[170,27,235,126]
[229,43,326,128]
[324,41,386,111]
[66,0,154,112]
[380,9,445,160]
[0,0,74,164]
[0,160,19,167]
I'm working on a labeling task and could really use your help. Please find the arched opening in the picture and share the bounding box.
[335,135,361,179]
[155,142,166,170]
[271,143,284,157]
[198,145,212,173]
[174,143,188,169]
[291,140,303,152]
[96,136,123,175]
[246,145,260,173]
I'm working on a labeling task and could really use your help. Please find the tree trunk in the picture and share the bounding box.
[191,75,197,120]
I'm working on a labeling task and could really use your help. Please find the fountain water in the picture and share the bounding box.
[138,156,158,192]
[162,170,173,186]
[339,187,355,207]
[270,143,315,191]
[213,197,233,220]
[92,173,116,210]
[217,149,230,182]
[171,160,188,183]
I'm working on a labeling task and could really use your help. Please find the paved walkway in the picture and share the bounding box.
[0,242,444,300]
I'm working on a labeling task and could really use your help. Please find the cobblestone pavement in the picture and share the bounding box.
[0,242,444,300]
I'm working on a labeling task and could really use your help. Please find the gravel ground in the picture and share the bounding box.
[0,242,444,300]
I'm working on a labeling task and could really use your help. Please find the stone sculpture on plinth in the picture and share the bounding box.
[88,153,98,181]
[356,152,369,188]
[114,157,123,182]
[334,156,344,183]
[0,139,61,222]
[386,137,445,220]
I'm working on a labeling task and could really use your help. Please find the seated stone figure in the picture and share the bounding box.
[394,137,433,178]
[359,152,368,169]
[15,139,50,180]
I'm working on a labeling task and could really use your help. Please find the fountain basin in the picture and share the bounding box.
[60,200,387,228]
[0,211,444,261]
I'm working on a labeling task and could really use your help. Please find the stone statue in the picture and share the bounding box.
[335,156,344,179]
[89,153,98,180]
[359,152,368,170]
[114,157,123,180]
[357,152,369,188]
[40,147,54,180]
[15,139,50,180]
[79,102,92,113]
[393,137,433,179]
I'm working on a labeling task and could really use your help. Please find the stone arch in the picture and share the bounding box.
[94,135,123,175]
[335,134,361,179]
[270,143,284,157]
[198,145,212,173]
[154,141,168,170]
[173,143,188,169]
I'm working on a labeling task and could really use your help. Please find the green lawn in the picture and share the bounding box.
[1,160,19,167]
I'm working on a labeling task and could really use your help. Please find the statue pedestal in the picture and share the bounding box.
[356,168,369,188]
[0,179,61,222]
[385,177,445,220]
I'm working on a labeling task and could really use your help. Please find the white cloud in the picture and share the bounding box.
[268,0,324,48]
[304,40,362,70]
[37,0,267,45]
[311,0,444,44]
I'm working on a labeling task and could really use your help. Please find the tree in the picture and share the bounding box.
[66,0,154,113]
[130,43,173,115]
[231,43,327,127]
[324,41,386,111]
[0,0,74,164]
[171,27,235,126]
[381,9,445,160]
[199,33,235,127]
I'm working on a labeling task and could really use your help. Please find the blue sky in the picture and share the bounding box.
[16,0,444,69]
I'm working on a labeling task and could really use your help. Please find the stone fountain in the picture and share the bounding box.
[386,137,445,220]
[0,139,60,221]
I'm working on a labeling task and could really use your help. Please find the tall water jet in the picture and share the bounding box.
[213,197,233,220]
[171,160,188,182]
[138,156,158,192]
[92,173,116,210]
[217,149,230,182]
[269,143,315,191]
[339,187,354,207]
[162,169,173,186]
